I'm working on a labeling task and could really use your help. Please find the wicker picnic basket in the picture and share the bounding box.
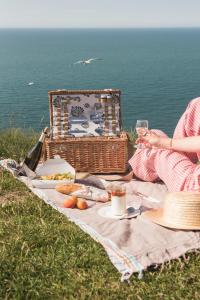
[45,89,129,173]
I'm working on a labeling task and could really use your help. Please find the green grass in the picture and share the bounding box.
[0,128,38,162]
[1,128,200,299]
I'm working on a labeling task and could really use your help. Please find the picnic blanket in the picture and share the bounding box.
[1,159,200,281]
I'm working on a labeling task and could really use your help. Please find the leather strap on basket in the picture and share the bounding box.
[99,95,117,136]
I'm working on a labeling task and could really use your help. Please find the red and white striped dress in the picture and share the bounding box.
[128,97,200,192]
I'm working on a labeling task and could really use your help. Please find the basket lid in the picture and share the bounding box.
[48,89,122,139]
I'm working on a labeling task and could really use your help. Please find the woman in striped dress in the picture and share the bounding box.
[128,97,200,192]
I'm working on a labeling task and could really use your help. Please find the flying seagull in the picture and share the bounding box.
[28,82,34,86]
[74,58,102,65]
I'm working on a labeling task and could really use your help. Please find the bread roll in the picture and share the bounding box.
[56,183,82,195]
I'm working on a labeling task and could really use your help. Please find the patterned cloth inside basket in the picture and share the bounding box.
[50,90,121,138]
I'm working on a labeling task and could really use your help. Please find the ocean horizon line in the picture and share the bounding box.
[0,27,200,30]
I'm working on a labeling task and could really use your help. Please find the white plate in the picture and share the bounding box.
[31,179,74,189]
[98,205,140,220]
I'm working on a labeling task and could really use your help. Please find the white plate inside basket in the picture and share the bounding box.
[98,205,140,220]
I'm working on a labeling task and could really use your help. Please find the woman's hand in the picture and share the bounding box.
[136,130,200,152]
[136,130,171,149]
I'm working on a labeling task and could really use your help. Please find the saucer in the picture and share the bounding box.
[98,205,140,220]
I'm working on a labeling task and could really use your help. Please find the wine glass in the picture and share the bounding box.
[135,120,149,149]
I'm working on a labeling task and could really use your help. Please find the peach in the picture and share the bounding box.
[63,195,77,208]
[76,198,88,210]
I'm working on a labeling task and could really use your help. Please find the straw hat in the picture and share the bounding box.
[143,192,200,230]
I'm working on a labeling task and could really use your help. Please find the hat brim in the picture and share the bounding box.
[143,209,200,231]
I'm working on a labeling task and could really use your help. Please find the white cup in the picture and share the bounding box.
[109,185,126,216]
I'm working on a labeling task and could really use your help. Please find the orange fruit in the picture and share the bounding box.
[63,196,77,208]
[76,198,88,210]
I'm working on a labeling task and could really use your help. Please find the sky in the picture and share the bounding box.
[0,0,200,28]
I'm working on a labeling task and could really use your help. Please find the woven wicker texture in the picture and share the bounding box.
[46,89,128,173]
[45,132,128,173]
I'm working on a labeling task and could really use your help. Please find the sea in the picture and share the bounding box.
[0,28,200,135]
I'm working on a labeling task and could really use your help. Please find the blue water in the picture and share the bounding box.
[0,28,200,135]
